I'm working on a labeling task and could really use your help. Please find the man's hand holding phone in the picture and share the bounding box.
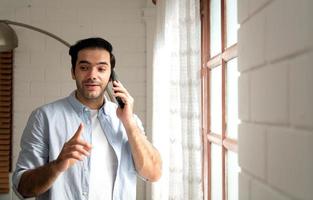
[111,74,136,126]
[110,71,125,108]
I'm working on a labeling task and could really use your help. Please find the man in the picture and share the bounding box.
[12,37,162,200]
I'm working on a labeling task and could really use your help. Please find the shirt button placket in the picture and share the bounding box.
[82,191,88,200]
[82,109,90,200]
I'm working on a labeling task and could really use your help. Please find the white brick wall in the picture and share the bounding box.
[0,0,151,199]
[265,0,313,62]
[238,0,313,200]
[238,124,266,179]
[289,51,313,129]
[238,73,250,120]
[250,62,288,123]
[251,180,291,200]
[268,127,313,199]
[239,172,250,200]
[238,9,266,71]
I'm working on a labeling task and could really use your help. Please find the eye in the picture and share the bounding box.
[79,65,89,71]
[98,66,107,72]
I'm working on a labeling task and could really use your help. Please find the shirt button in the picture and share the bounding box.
[86,120,90,124]
[82,192,87,196]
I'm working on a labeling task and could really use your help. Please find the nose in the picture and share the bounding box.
[87,67,97,81]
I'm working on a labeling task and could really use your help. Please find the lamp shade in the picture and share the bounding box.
[0,22,18,52]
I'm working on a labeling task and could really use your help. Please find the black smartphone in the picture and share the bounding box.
[110,70,125,108]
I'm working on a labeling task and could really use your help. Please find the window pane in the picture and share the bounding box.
[227,151,240,200]
[226,58,239,139]
[210,66,222,134]
[226,0,239,47]
[211,143,222,200]
[210,0,221,57]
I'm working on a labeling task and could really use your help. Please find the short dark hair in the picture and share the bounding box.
[68,37,116,71]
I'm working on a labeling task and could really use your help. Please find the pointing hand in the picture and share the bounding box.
[54,123,92,172]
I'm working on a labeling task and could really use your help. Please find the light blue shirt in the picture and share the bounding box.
[13,92,144,200]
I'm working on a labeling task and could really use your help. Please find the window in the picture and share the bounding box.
[201,0,240,199]
[0,51,13,194]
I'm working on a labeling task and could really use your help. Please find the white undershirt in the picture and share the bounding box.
[89,109,116,200]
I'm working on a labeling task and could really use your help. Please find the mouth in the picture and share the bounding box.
[84,83,100,91]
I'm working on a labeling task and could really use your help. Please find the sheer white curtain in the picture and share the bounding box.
[151,0,202,199]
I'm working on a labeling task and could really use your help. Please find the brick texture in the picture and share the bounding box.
[239,0,313,199]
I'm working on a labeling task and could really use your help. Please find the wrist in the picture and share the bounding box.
[123,117,138,132]
[50,160,62,175]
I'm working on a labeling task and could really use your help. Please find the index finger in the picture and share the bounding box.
[71,123,84,140]
[113,80,125,88]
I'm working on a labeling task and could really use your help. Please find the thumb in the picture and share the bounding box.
[72,123,84,140]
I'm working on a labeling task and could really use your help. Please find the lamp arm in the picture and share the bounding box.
[0,20,70,47]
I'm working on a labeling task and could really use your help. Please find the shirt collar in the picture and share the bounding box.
[67,91,110,116]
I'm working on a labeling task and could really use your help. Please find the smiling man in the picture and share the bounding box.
[12,37,162,200]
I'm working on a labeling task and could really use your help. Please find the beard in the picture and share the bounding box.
[75,78,108,102]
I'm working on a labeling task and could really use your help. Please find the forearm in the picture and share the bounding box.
[18,160,61,197]
[124,120,162,181]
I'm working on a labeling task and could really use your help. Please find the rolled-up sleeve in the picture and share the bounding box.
[12,108,49,198]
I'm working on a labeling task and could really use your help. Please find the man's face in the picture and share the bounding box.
[72,48,111,107]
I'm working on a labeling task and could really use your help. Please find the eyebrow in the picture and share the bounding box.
[78,60,109,66]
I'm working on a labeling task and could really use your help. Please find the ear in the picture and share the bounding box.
[71,68,76,80]
[109,68,113,81]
